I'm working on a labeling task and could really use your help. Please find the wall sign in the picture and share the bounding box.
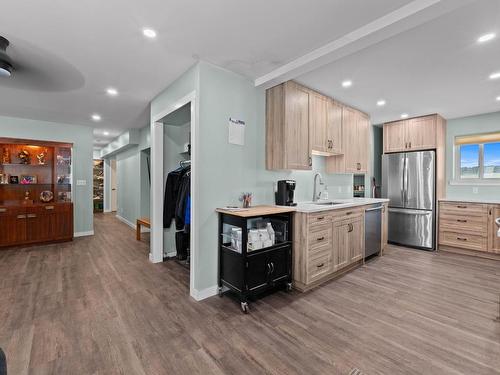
[228,117,245,146]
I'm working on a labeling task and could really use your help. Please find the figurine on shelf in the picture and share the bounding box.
[1,147,10,164]
[24,191,30,201]
[18,149,30,164]
[36,149,48,165]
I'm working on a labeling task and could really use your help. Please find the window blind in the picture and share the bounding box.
[455,132,500,145]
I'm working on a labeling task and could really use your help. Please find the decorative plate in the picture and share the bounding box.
[40,190,54,203]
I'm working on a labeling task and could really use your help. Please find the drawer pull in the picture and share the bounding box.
[45,205,55,210]
[316,217,325,221]
[17,214,26,219]
[316,236,325,241]
[456,205,467,209]
[0,208,6,213]
[27,214,37,218]
[345,212,352,216]
[457,219,467,223]
[316,263,325,268]
[457,237,467,241]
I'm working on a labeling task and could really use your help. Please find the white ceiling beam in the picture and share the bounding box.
[255,0,474,88]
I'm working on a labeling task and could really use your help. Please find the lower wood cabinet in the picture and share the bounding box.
[293,207,366,292]
[0,203,73,247]
[438,201,500,257]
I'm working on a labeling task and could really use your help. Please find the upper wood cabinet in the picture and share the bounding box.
[326,107,370,173]
[310,91,329,155]
[383,114,443,153]
[327,100,343,155]
[266,81,312,170]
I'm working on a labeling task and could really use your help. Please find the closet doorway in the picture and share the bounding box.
[151,94,197,296]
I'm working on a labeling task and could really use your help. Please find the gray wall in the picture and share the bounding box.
[0,115,93,234]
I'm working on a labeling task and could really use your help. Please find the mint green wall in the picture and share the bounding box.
[194,61,355,291]
[0,115,93,234]
[446,111,500,200]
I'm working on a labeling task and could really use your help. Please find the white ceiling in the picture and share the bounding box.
[296,0,500,124]
[0,0,499,147]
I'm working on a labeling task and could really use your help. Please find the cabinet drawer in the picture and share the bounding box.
[439,213,487,235]
[308,212,332,227]
[439,230,487,252]
[308,225,332,250]
[440,202,488,217]
[307,253,332,284]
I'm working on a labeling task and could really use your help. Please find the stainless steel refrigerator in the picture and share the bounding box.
[382,150,435,250]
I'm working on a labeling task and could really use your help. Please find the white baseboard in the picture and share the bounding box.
[74,230,94,237]
[115,215,135,229]
[149,252,163,263]
[191,285,218,301]
[104,209,111,213]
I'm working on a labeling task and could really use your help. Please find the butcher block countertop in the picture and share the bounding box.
[215,205,296,217]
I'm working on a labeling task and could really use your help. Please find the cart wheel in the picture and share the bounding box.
[286,282,293,292]
[240,302,249,314]
[218,286,223,297]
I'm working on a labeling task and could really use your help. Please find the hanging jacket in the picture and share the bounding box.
[175,172,190,230]
[163,166,189,228]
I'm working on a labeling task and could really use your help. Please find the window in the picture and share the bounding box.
[455,132,500,181]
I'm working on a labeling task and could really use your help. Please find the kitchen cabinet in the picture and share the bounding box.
[326,107,370,173]
[488,205,500,254]
[438,201,500,258]
[266,81,311,170]
[293,207,370,291]
[383,114,442,153]
[310,91,329,154]
[327,100,343,154]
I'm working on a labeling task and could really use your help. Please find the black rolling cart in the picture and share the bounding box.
[216,206,295,313]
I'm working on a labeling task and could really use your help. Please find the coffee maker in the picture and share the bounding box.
[275,180,296,206]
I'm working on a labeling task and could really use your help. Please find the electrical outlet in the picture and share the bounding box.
[76,179,87,186]
[472,187,479,194]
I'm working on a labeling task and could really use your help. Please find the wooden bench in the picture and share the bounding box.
[136,217,150,240]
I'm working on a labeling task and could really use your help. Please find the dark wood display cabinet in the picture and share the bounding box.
[216,205,295,313]
[0,137,74,248]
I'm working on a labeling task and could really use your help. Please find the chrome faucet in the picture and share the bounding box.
[313,173,324,202]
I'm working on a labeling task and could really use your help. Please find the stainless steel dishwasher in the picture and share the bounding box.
[365,204,382,258]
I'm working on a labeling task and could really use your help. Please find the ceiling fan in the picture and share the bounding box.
[0,35,84,91]
[0,36,13,77]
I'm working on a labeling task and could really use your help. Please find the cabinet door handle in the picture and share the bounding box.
[409,142,411,148]
[405,142,408,149]
[316,236,325,241]
[457,237,467,241]
[316,263,325,268]
[457,205,467,209]
[17,214,27,219]
[308,156,312,166]
[357,163,361,170]
[267,263,272,275]
[27,214,37,218]
[0,208,6,213]
[45,205,55,210]
[457,219,467,223]
[270,262,275,274]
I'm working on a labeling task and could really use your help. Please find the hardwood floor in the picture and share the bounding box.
[1,213,500,374]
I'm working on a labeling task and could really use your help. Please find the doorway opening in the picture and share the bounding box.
[159,103,192,284]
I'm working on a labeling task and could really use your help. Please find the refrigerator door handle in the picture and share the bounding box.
[404,156,409,204]
[388,208,431,215]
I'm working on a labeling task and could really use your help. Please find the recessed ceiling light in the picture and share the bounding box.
[142,28,157,39]
[342,80,352,88]
[490,72,500,80]
[496,96,500,101]
[477,33,496,43]
[401,113,409,119]
[91,114,101,122]
[106,88,118,96]
[103,131,109,136]
[377,99,386,106]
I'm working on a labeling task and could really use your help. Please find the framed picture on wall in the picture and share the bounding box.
[20,175,37,184]
[9,175,18,184]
